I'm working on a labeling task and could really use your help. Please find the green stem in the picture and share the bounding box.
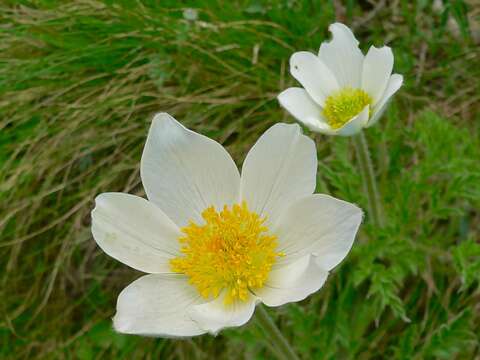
[256,305,300,360]
[352,131,385,227]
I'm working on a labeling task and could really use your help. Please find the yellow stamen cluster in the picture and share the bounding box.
[323,88,372,129]
[170,202,283,304]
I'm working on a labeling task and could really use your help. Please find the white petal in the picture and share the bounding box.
[367,74,403,127]
[188,294,257,335]
[255,255,329,307]
[305,120,337,135]
[362,46,394,104]
[274,194,362,270]
[318,23,364,88]
[141,113,240,227]
[113,274,205,337]
[335,105,370,137]
[91,193,181,273]
[277,87,336,135]
[289,51,339,106]
[240,123,317,226]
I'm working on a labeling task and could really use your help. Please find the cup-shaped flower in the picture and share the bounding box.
[91,113,362,337]
[278,23,403,136]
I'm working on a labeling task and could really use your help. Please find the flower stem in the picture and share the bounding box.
[256,305,300,360]
[352,131,384,227]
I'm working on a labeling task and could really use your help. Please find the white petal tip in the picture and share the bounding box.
[150,112,180,128]
[370,44,392,52]
[277,88,291,104]
[112,315,131,334]
[152,112,173,121]
[328,23,357,40]
[151,113,190,132]
[329,22,348,30]
[289,51,314,72]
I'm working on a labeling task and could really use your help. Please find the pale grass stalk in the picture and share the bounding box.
[256,305,300,360]
[352,131,384,227]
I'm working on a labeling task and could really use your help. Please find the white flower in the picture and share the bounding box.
[278,23,403,136]
[91,113,362,337]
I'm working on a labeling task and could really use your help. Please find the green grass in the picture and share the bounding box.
[1,0,480,358]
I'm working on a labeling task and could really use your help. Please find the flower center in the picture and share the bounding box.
[170,202,283,304]
[323,88,372,129]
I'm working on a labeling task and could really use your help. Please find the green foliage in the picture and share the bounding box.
[453,239,480,290]
[422,309,476,359]
[1,0,479,359]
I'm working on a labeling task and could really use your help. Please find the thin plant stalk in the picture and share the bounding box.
[352,131,385,227]
[256,305,300,360]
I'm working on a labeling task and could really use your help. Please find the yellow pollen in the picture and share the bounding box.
[323,88,372,129]
[169,202,283,304]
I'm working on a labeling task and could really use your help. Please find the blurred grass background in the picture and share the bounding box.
[1,0,480,358]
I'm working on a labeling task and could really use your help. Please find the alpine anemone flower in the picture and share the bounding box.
[278,23,403,136]
[91,113,362,336]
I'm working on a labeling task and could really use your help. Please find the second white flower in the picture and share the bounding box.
[278,23,403,136]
